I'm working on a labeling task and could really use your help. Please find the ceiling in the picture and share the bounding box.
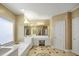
[2,3,79,20]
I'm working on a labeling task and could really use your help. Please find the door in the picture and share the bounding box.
[72,17,79,54]
[53,20,65,50]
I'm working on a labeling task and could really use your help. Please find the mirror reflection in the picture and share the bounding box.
[24,25,48,36]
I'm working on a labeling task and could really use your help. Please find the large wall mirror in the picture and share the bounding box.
[24,25,48,36]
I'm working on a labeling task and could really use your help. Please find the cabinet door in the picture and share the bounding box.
[72,17,79,54]
[53,20,65,50]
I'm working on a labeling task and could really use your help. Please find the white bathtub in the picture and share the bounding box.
[18,37,33,56]
[0,46,18,56]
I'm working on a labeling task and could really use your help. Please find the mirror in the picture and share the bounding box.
[24,25,48,36]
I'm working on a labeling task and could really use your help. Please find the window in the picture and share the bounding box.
[0,17,14,45]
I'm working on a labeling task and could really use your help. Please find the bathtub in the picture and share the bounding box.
[0,46,18,56]
[0,48,11,56]
[18,37,33,56]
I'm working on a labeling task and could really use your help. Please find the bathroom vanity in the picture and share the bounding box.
[32,36,50,46]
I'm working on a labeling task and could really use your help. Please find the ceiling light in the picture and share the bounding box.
[36,22,45,25]
[24,16,29,23]
[24,20,29,23]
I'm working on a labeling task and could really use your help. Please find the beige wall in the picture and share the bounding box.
[15,15,24,43]
[24,19,49,26]
[0,4,16,20]
[49,18,53,45]
[72,8,79,18]
[65,12,72,49]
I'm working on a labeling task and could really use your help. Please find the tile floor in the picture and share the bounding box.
[27,46,78,56]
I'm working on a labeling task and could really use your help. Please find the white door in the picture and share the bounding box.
[72,17,79,54]
[53,20,65,50]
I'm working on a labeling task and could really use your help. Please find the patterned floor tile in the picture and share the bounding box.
[27,46,77,56]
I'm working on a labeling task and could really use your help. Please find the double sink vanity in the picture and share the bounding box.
[32,36,49,46]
